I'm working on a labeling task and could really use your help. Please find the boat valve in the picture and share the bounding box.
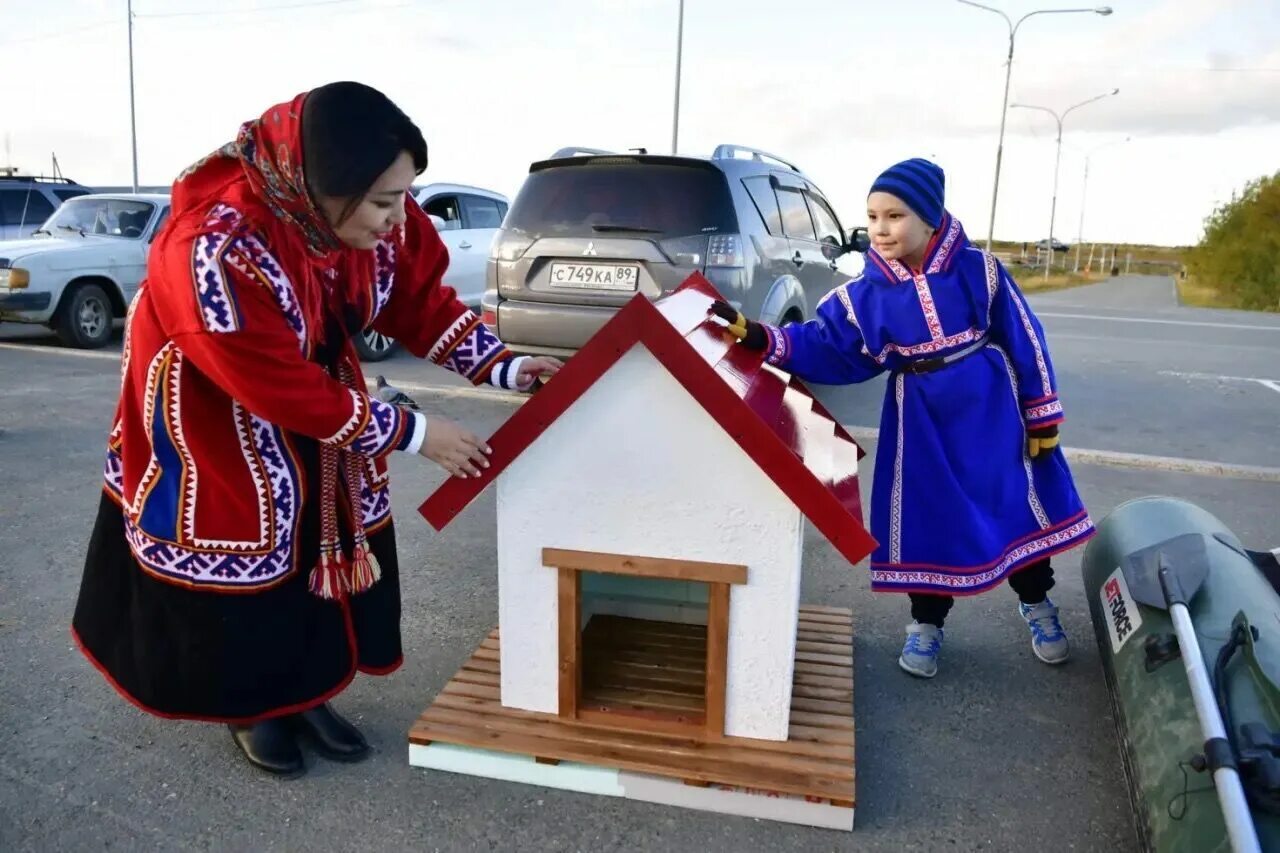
[1143,632,1181,672]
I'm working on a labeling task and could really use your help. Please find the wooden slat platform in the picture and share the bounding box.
[581,614,708,726]
[409,604,854,806]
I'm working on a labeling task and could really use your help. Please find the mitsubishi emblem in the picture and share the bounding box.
[582,242,598,256]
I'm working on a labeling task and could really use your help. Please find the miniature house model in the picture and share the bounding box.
[411,274,876,830]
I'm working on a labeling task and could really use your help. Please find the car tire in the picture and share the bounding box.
[56,283,114,349]
[353,329,399,362]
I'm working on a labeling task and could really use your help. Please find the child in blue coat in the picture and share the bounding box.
[711,158,1095,678]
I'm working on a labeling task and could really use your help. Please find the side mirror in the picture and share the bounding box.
[846,226,871,254]
[428,214,446,230]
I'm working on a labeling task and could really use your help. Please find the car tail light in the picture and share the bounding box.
[495,232,534,262]
[706,234,743,268]
[658,234,707,267]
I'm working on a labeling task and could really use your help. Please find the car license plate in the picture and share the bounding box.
[549,262,639,291]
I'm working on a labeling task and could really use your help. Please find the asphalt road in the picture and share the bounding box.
[2,275,1278,852]
[797,275,1280,471]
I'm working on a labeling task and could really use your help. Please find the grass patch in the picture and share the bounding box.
[1006,266,1105,292]
[985,239,1188,267]
[1176,275,1259,310]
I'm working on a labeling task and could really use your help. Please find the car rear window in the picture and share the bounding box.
[1,189,56,227]
[504,161,738,238]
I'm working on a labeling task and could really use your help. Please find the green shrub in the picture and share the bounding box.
[1185,172,1280,312]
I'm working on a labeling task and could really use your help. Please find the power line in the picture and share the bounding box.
[0,20,119,46]
[1018,59,1280,75]
[134,0,363,20]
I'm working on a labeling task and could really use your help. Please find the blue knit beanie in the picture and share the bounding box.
[869,158,945,228]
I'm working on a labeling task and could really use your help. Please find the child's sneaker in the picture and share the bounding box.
[1020,598,1070,664]
[899,622,943,678]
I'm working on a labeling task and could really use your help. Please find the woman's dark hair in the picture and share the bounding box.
[302,81,428,222]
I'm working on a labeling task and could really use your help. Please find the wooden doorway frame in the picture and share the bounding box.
[542,548,748,740]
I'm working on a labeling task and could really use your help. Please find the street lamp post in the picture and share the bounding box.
[671,0,684,154]
[1075,135,1130,272]
[955,1,1113,252]
[1011,88,1120,280]
[127,0,139,193]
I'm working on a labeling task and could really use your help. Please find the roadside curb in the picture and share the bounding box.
[380,380,1280,484]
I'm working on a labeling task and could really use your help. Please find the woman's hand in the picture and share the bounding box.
[517,356,563,388]
[420,416,491,478]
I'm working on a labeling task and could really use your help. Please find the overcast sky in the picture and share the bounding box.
[3,0,1277,246]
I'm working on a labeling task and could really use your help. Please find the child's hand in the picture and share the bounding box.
[709,300,748,336]
[708,300,767,351]
[1028,425,1060,460]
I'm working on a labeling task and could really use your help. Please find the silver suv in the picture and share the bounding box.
[484,144,868,357]
[1,174,91,241]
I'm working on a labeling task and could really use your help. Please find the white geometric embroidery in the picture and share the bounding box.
[232,232,307,351]
[983,251,1000,326]
[890,373,906,564]
[870,517,1095,590]
[1025,400,1064,421]
[350,398,405,457]
[427,312,477,363]
[1007,277,1053,397]
[442,322,508,381]
[870,327,983,365]
[318,390,404,457]
[926,217,962,274]
[885,258,913,282]
[992,343,1051,530]
[125,344,174,517]
[370,234,398,323]
[124,413,303,588]
[835,284,874,359]
[192,232,238,333]
[326,388,369,446]
[103,440,123,499]
[913,274,945,343]
[360,456,393,530]
[201,204,308,351]
[765,325,789,365]
[169,349,201,547]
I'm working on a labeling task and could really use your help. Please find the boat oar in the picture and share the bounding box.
[1122,532,1262,853]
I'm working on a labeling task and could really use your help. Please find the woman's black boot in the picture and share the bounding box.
[228,718,305,777]
[291,703,369,762]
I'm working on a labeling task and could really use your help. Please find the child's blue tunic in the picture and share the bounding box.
[763,215,1095,595]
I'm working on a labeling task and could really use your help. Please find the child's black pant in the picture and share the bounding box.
[909,559,1054,628]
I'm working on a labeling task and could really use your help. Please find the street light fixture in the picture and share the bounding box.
[1075,135,1130,272]
[955,1,1113,251]
[127,0,139,193]
[1011,87,1120,279]
[672,0,685,154]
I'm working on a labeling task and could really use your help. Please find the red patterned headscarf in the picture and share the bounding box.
[232,93,344,257]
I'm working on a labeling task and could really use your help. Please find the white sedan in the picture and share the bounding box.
[0,194,169,348]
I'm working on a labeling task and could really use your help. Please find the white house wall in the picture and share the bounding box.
[495,344,805,741]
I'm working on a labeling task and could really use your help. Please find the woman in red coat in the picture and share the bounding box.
[71,82,560,777]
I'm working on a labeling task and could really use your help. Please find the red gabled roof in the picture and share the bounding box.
[419,273,877,567]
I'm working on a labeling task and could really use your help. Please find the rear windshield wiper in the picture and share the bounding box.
[591,223,662,233]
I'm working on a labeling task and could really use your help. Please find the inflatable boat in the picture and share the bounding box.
[1082,496,1280,852]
